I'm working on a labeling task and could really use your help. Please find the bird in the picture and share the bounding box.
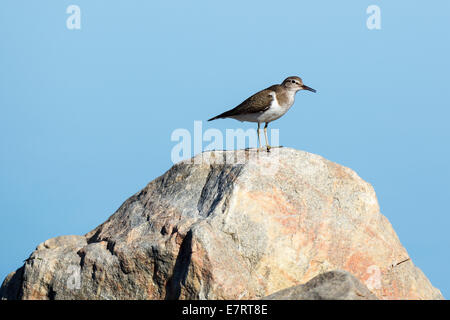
[208,76,316,151]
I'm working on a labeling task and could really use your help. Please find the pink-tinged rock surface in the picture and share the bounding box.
[0,148,443,299]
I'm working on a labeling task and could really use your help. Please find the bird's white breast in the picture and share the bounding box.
[231,91,295,123]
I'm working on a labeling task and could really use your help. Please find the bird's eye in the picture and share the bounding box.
[291,80,295,83]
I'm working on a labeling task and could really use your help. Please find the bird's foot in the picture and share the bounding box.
[266,145,271,152]
[256,146,265,152]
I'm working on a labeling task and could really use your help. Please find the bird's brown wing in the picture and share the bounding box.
[208,85,277,121]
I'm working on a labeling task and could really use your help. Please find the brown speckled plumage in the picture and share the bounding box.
[208,76,312,121]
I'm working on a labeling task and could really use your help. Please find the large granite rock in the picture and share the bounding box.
[0,148,443,300]
[263,270,377,300]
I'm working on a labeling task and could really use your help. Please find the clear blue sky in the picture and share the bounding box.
[1,1,449,298]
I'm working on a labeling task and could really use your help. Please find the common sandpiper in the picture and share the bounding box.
[208,76,316,151]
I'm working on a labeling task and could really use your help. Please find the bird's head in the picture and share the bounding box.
[282,76,316,93]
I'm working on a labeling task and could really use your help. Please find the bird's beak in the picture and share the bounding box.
[302,85,316,93]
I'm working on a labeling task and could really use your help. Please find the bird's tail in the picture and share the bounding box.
[208,110,234,121]
[208,115,222,121]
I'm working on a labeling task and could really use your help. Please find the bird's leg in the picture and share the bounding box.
[257,122,262,151]
[264,122,271,152]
